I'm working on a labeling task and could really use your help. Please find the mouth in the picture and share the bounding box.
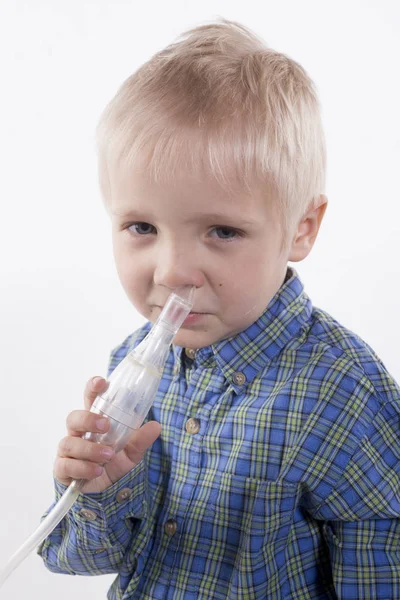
[152,304,206,314]
[150,304,209,327]
[182,311,208,326]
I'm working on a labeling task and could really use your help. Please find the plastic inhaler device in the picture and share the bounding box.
[0,286,194,589]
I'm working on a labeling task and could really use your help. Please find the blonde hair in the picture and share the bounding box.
[96,18,326,246]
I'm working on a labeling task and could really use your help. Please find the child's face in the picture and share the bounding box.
[110,166,291,349]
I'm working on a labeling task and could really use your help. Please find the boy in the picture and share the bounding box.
[38,19,400,599]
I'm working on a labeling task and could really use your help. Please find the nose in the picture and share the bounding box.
[153,239,204,291]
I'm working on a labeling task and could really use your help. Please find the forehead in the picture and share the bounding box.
[109,160,279,222]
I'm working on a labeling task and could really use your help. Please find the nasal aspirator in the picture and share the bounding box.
[0,286,194,589]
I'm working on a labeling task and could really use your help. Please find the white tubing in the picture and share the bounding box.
[0,482,81,589]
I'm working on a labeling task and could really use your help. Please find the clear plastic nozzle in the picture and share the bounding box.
[154,285,195,334]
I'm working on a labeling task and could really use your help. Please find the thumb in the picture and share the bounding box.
[124,421,162,465]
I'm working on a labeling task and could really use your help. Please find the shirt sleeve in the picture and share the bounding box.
[38,327,152,576]
[37,461,146,576]
[314,399,400,598]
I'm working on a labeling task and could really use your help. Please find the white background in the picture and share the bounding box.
[0,1,399,598]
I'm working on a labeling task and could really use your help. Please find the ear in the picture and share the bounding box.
[288,194,328,262]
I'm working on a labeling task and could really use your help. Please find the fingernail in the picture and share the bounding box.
[101,448,113,459]
[96,418,108,431]
[95,466,103,476]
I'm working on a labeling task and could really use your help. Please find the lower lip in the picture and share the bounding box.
[182,312,206,326]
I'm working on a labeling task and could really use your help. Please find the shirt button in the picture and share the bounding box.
[185,417,200,434]
[116,488,132,503]
[79,508,97,521]
[164,518,177,536]
[185,348,196,360]
[232,371,246,386]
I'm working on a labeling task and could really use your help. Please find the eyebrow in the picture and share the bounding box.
[111,209,143,218]
[186,212,258,226]
[111,209,258,227]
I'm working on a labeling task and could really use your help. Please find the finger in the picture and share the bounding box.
[58,435,115,464]
[66,409,110,438]
[83,376,110,411]
[54,456,104,485]
[123,421,162,464]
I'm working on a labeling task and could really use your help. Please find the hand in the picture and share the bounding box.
[53,376,161,493]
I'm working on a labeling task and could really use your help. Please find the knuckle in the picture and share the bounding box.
[84,440,97,460]
[82,414,94,432]
[59,436,73,455]
[66,410,80,430]
[83,462,99,480]
[61,459,71,479]
[53,457,61,477]
[54,457,69,480]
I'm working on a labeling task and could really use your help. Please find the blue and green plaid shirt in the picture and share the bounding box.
[38,267,400,599]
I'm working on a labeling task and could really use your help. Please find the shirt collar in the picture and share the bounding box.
[173,266,312,392]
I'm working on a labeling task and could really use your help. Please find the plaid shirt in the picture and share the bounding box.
[38,267,400,599]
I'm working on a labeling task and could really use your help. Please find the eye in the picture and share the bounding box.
[210,226,241,240]
[127,222,157,235]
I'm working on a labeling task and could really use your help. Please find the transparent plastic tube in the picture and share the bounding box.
[0,285,194,589]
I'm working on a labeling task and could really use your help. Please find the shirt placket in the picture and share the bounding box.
[152,354,219,595]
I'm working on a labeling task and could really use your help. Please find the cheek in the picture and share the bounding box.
[219,254,265,291]
[113,252,152,318]
[113,244,144,292]
[218,257,271,309]
[214,278,253,320]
